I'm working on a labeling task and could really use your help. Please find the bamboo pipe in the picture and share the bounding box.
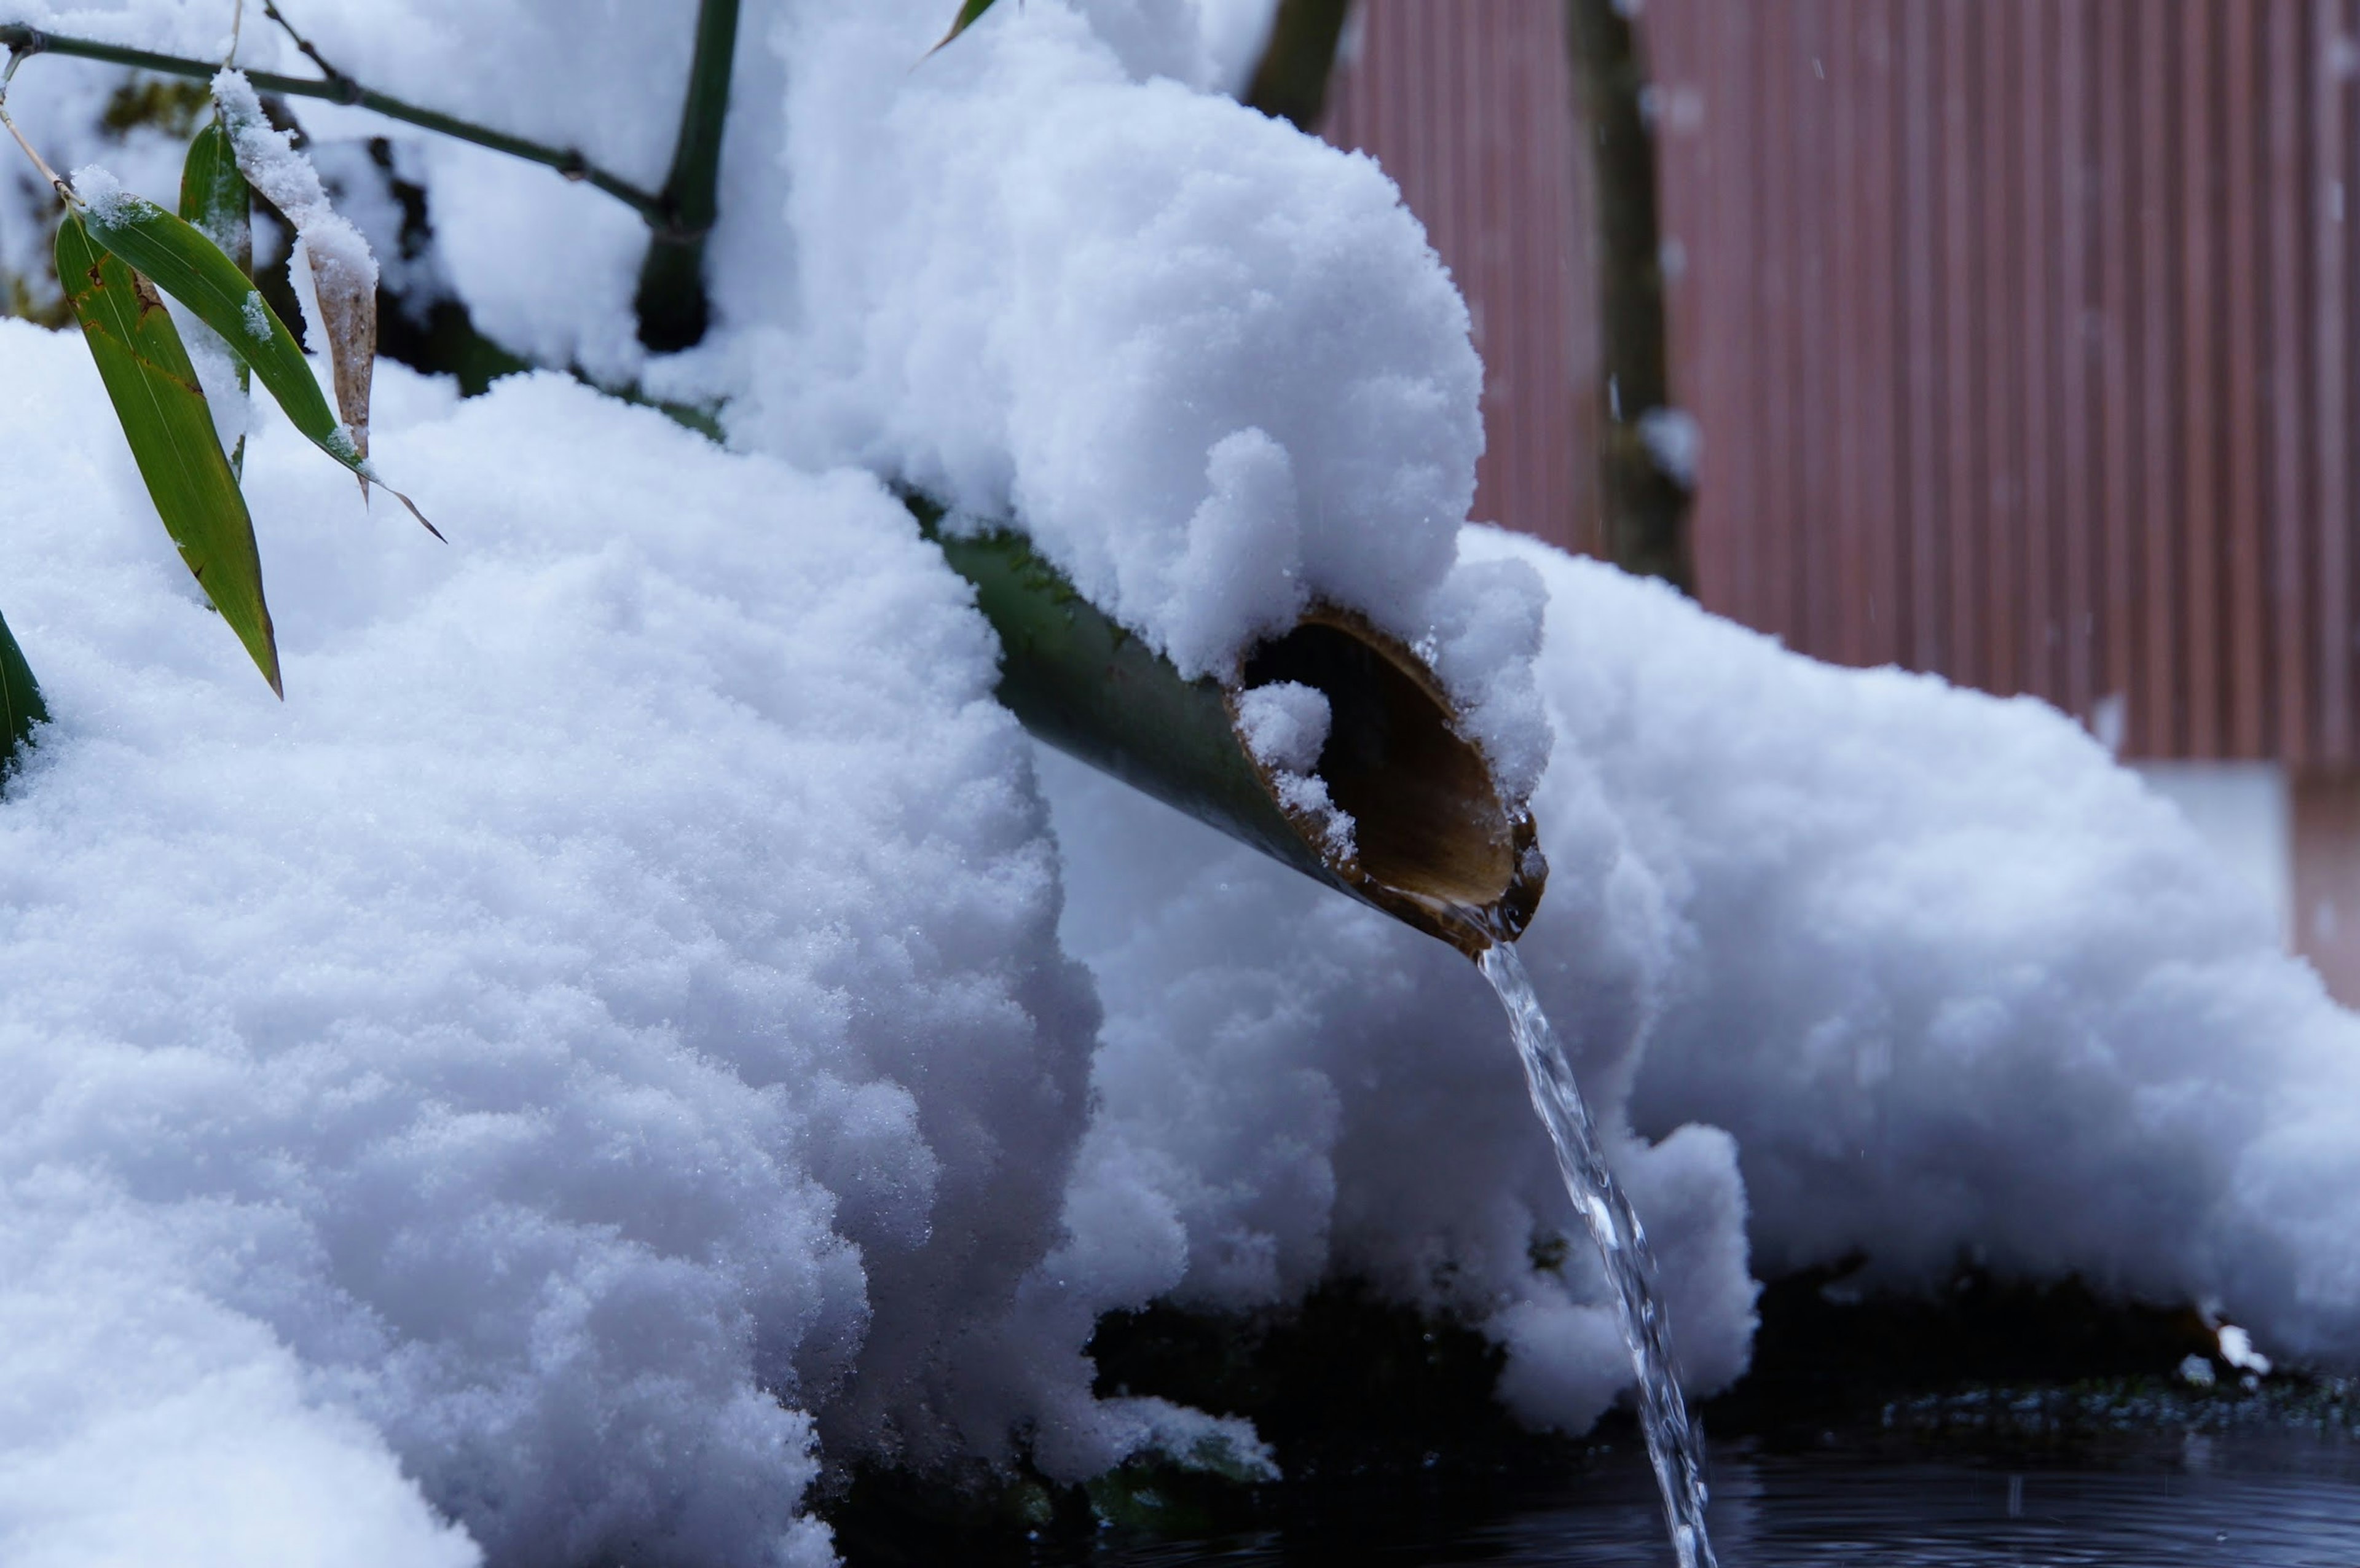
[914,502,1545,956]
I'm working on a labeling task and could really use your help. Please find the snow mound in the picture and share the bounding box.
[1486,531,2360,1366]
[0,323,1111,1564]
[151,0,1543,793]
[1040,525,2360,1440]
[736,4,1488,686]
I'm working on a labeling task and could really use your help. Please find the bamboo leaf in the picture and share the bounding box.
[178,119,251,273]
[73,178,439,538]
[0,603,45,777]
[294,233,376,474]
[178,118,254,477]
[929,0,1002,54]
[57,212,281,696]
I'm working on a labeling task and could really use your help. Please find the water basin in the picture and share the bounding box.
[1075,1432,2360,1566]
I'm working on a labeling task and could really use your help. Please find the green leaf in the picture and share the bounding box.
[177,119,253,477]
[178,119,251,273]
[0,602,46,778]
[57,211,281,696]
[929,0,1002,54]
[74,185,439,538]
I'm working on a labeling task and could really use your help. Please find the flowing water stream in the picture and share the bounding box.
[1478,943,1719,1568]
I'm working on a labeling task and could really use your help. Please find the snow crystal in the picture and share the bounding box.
[63,162,130,222]
[1235,680,1355,863]
[1235,680,1329,775]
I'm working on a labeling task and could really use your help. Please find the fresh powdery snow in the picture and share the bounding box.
[0,328,1104,1566]
[1234,681,1356,863]
[0,0,2358,1564]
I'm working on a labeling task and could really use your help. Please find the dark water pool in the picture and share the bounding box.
[1082,1433,2360,1566]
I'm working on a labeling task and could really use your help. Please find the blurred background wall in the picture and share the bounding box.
[1319,0,2360,997]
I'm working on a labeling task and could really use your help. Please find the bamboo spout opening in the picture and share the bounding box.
[919,508,1544,956]
[1235,608,1544,955]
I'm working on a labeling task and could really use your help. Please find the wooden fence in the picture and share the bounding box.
[1326,0,2360,765]
[1324,1,1601,561]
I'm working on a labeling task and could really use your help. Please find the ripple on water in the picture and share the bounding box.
[1085,1437,2360,1566]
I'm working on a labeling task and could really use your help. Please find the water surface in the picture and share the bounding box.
[1086,1433,2360,1565]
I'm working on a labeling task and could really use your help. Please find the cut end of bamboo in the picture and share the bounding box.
[1229,608,1546,958]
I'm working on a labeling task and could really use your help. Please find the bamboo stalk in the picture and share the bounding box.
[1565,0,1696,593]
[634,0,741,351]
[916,502,1545,955]
[1243,0,1353,131]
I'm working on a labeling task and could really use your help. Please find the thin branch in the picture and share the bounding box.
[259,2,344,95]
[0,22,668,225]
[0,50,70,200]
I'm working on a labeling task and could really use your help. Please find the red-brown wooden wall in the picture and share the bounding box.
[1326,0,2360,766]
[1324,1,1602,561]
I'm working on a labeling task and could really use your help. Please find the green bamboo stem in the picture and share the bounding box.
[633,0,740,351]
[0,23,667,224]
[913,500,1545,955]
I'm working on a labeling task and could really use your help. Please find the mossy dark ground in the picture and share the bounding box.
[819,1264,2354,1565]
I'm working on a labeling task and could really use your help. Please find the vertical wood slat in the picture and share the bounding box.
[1324,1,1593,555]
[2319,0,2354,764]
[1645,0,2360,762]
[1328,0,2360,763]
[2267,0,2310,767]
[2224,2,2267,759]
[2137,5,2179,756]
[1900,0,1942,674]
[2182,2,2220,759]
[2094,0,2138,746]
[2016,0,2052,702]
[2055,0,2096,724]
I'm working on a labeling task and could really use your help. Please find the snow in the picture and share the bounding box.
[1478,530,2360,1366]
[2220,1324,2273,1376]
[213,69,378,452]
[61,161,131,221]
[1234,680,1355,862]
[735,4,1500,699]
[1235,681,1329,775]
[1637,406,1701,489]
[0,323,1117,1564]
[6,0,2360,1561]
